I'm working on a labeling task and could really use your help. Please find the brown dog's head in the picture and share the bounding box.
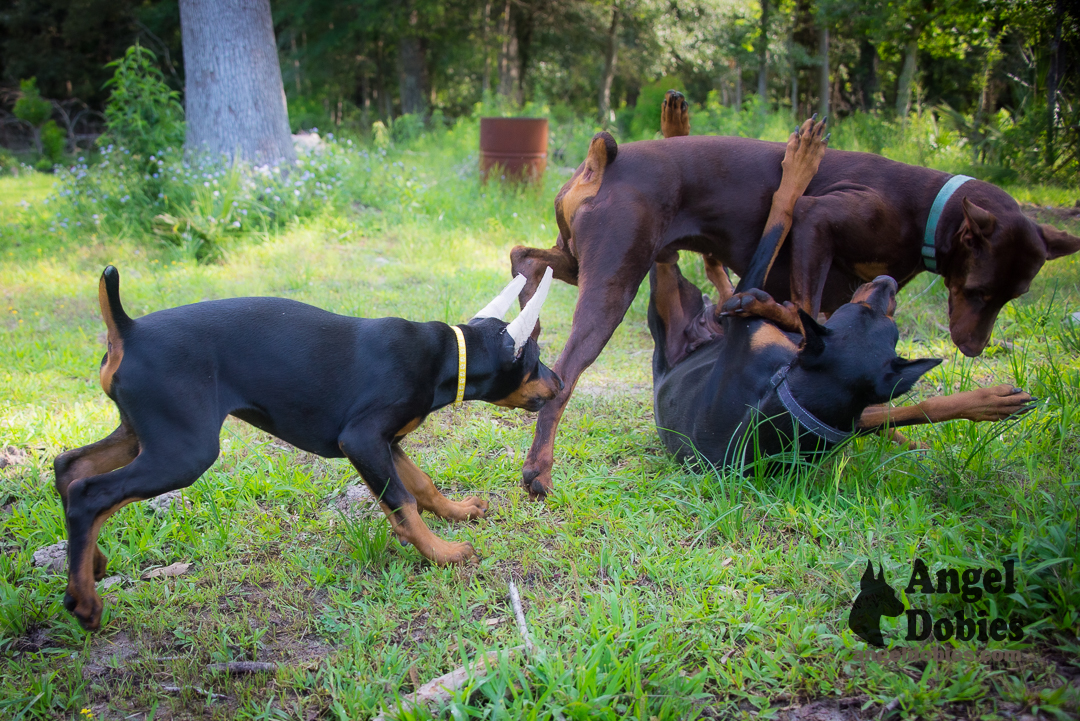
[941,197,1080,356]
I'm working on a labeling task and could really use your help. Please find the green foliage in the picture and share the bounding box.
[46,137,351,261]
[102,44,185,160]
[0,150,22,178]
[12,78,52,128]
[39,120,66,164]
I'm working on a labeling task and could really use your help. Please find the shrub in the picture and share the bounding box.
[13,78,51,128]
[40,120,66,164]
[102,44,184,160]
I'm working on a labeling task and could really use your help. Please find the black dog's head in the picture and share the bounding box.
[795,275,941,408]
[466,317,562,411]
[466,267,562,411]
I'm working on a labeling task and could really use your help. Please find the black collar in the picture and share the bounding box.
[768,363,854,445]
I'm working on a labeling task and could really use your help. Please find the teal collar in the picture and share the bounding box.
[922,174,974,273]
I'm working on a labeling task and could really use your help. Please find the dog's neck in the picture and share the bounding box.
[762,364,867,441]
[433,324,471,410]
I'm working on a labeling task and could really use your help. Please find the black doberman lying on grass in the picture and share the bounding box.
[648,123,1034,469]
[53,267,561,630]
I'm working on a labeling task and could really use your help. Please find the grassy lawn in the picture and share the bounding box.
[1,124,1079,720]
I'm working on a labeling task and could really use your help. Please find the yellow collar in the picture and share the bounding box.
[451,325,466,406]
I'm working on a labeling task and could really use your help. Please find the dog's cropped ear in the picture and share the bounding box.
[958,197,997,247]
[1038,223,1080,260]
[797,309,830,358]
[875,357,942,400]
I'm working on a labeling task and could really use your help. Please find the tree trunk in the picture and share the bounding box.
[481,0,492,97]
[735,60,743,109]
[855,37,877,111]
[514,6,533,105]
[398,8,427,116]
[598,6,619,124]
[180,0,295,165]
[788,28,797,114]
[817,24,829,118]
[497,0,519,102]
[895,36,918,118]
[757,0,769,104]
[1046,0,1064,164]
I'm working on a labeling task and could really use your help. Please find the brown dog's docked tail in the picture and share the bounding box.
[555,131,618,240]
[98,266,132,394]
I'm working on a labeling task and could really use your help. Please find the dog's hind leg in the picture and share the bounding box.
[54,420,140,581]
[391,443,487,522]
[523,239,657,497]
[62,434,220,630]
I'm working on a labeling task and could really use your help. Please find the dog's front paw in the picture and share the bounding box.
[964,385,1036,422]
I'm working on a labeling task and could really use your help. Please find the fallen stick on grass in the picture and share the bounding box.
[373,646,524,721]
[373,581,537,721]
[161,684,228,700]
[508,580,535,655]
[206,661,278,674]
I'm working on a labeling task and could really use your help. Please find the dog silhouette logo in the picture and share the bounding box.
[849,560,905,647]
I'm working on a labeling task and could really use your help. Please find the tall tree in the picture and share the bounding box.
[599,5,619,123]
[757,0,770,102]
[398,2,427,116]
[179,0,295,164]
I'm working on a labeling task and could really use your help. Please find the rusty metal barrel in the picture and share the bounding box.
[479,117,548,182]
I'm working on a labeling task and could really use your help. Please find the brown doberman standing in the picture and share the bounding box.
[510,93,1079,496]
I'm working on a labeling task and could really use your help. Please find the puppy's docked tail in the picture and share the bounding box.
[98,265,133,394]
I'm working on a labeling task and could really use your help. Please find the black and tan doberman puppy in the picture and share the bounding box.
[648,123,1033,468]
[54,266,562,630]
[510,109,1075,496]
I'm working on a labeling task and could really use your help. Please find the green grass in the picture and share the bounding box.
[1,120,1079,720]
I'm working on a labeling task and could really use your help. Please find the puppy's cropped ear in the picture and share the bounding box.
[1038,223,1080,260]
[956,198,997,250]
[797,309,830,358]
[875,357,941,400]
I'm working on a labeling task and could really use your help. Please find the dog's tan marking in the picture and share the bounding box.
[556,134,614,237]
[98,275,124,394]
[853,262,890,281]
[749,323,797,353]
[379,502,477,565]
[66,495,142,629]
[492,374,560,409]
[392,445,487,521]
[394,417,422,438]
